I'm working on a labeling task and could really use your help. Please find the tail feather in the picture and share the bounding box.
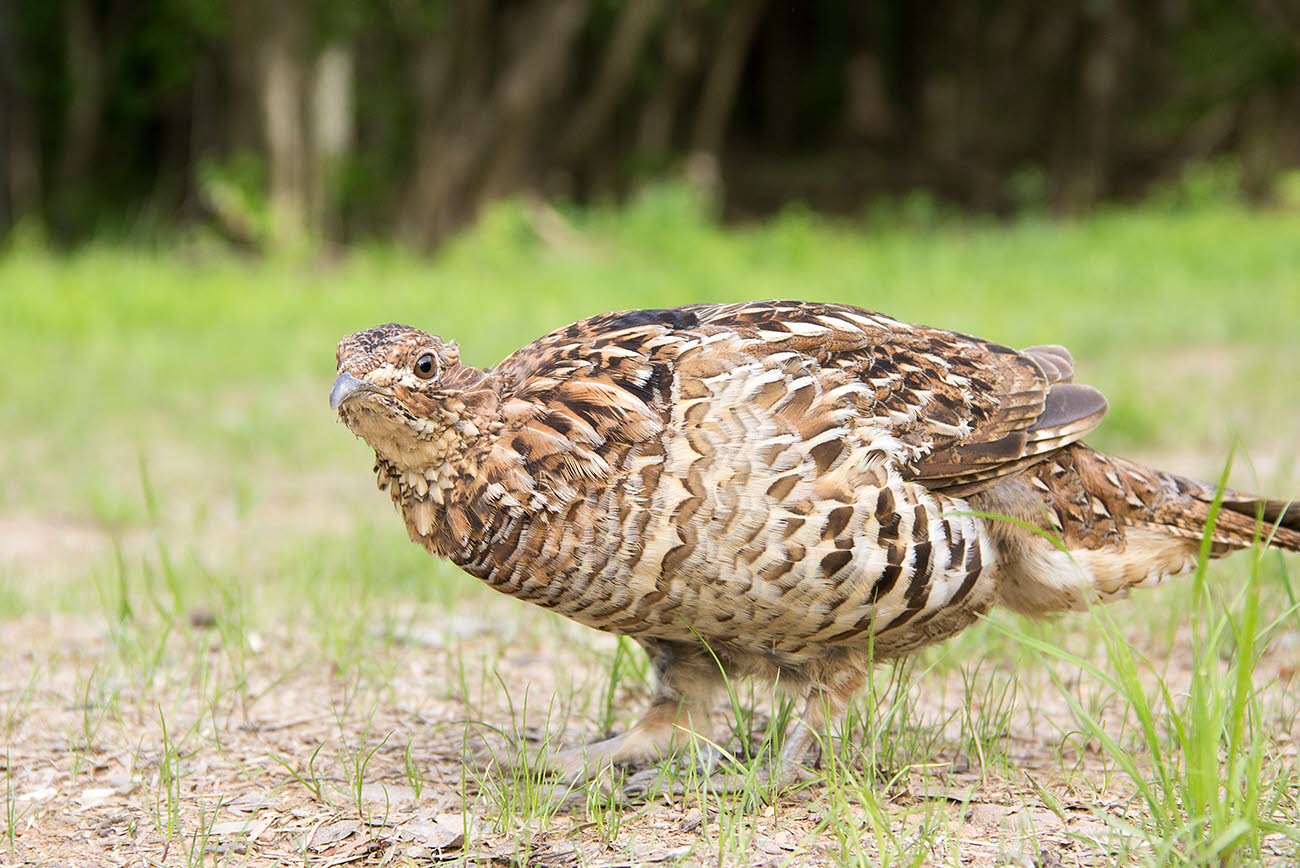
[1204,492,1300,553]
[978,445,1296,616]
[1099,455,1300,555]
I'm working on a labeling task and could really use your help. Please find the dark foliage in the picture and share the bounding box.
[1,0,1297,248]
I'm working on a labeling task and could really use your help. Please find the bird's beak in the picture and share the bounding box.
[330,372,372,410]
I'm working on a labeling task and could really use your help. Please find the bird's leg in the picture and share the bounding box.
[772,683,846,787]
[544,640,719,784]
[622,670,866,800]
[774,667,868,785]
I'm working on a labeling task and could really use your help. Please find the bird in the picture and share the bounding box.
[330,300,1299,787]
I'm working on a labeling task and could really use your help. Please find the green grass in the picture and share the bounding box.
[995,456,1300,864]
[4,188,1299,528]
[4,190,1300,519]
[1,187,1298,865]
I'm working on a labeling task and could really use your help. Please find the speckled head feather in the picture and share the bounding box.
[335,322,460,384]
[333,323,495,485]
[331,300,1299,787]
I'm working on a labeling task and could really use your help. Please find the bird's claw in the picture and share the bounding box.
[620,752,817,801]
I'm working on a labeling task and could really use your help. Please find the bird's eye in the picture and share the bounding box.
[414,352,437,379]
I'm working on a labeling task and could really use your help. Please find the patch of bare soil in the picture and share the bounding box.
[0,463,379,595]
[0,514,117,578]
[2,600,1297,867]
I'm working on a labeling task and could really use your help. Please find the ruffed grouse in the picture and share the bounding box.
[331,301,1299,785]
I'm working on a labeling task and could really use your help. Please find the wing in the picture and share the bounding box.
[484,308,692,510]
[488,301,1106,505]
[680,301,1107,495]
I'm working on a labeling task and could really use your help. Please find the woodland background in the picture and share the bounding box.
[1,0,1299,252]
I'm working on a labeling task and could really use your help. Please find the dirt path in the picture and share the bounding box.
[2,597,1297,866]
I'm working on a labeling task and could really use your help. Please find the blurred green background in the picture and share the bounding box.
[0,1,1298,616]
[2,1,1299,247]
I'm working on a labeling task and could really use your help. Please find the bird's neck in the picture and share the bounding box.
[378,372,502,558]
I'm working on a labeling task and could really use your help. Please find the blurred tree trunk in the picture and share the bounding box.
[889,0,929,155]
[186,50,222,221]
[637,0,707,160]
[476,0,588,203]
[1239,1,1298,200]
[843,52,893,143]
[310,44,354,241]
[0,0,42,231]
[1255,0,1300,47]
[560,0,664,165]
[400,0,489,248]
[401,0,588,250]
[691,0,766,164]
[1240,92,1281,204]
[225,0,262,156]
[0,8,8,232]
[260,0,309,248]
[57,0,107,214]
[1050,0,1133,213]
[758,7,797,149]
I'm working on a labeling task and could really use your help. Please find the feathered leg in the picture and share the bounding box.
[543,639,719,783]
[620,667,866,798]
[772,667,865,786]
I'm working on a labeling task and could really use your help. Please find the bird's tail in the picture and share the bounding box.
[1118,457,1300,553]
[1086,455,1298,601]
[1179,480,1300,555]
[981,446,1298,613]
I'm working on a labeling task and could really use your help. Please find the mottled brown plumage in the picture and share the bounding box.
[331,301,1299,785]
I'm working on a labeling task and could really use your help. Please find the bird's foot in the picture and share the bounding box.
[468,737,607,810]
[477,730,654,786]
[621,748,817,801]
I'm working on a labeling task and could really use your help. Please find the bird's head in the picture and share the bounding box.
[331,323,495,474]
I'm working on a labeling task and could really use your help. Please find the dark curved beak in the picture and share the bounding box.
[330,372,371,410]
